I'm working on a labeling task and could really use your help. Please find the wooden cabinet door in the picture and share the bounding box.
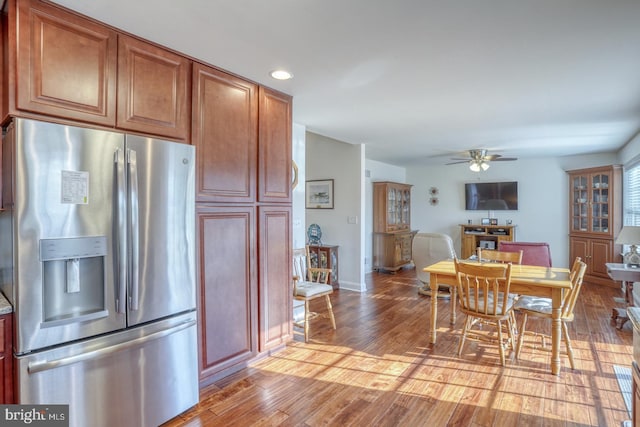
[15,0,117,125]
[196,206,257,382]
[590,238,613,279]
[461,234,476,259]
[258,206,292,351]
[0,314,13,403]
[571,236,612,280]
[192,63,257,202]
[570,236,589,270]
[117,34,191,140]
[258,87,292,203]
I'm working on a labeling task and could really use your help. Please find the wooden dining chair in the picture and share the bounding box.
[292,246,337,342]
[454,259,516,366]
[477,247,523,264]
[514,258,587,369]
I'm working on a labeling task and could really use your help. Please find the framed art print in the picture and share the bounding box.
[306,179,334,209]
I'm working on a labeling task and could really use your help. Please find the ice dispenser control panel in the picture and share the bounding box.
[40,236,107,261]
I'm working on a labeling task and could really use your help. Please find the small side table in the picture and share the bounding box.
[307,245,339,289]
[606,263,640,329]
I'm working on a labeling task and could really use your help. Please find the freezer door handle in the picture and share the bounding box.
[128,149,139,311]
[27,319,196,374]
[115,148,127,313]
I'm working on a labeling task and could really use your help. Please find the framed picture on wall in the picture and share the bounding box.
[306,179,334,209]
[481,218,491,225]
[490,218,498,225]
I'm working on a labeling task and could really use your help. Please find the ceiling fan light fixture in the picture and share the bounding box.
[469,160,490,172]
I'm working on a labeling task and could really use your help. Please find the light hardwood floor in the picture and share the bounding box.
[164,267,634,426]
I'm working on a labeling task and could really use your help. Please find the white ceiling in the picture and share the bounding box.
[51,0,640,166]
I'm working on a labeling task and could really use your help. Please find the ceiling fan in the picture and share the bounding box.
[446,149,518,172]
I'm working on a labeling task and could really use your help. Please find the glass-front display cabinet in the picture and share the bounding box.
[570,169,613,235]
[568,165,622,287]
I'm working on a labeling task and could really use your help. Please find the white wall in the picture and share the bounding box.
[292,123,306,248]
[619,132,640,167]
[306,132,365,291]
[364,160,406,273]
[407,152,619,268]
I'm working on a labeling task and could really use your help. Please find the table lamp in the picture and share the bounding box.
[615,225,640,266]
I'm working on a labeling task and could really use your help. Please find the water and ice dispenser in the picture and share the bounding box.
[40,236,108,327]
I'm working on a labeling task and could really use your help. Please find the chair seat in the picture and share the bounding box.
[514,296,552,315]
[465,290,517,314]
[294,281,333,298]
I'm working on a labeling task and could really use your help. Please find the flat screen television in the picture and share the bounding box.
[465,181,518,210]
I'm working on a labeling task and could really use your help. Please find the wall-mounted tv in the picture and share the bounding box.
[465,181,518,210]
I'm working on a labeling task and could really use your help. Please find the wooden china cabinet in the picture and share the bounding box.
[372,181,417,272]
[568,165,622,286]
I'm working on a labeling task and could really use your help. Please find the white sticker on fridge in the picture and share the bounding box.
[61,170,89,204]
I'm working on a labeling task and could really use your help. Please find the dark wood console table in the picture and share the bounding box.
[606,263,640,329]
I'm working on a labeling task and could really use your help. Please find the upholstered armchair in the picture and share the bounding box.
[412,232,457,297]
[498,241,552,267]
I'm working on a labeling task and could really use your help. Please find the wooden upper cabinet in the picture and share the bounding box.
[10,0,191,140]
[192,63,257,202]
[117,34,191,140]
[14,0,117,125]
[258,87,292,203]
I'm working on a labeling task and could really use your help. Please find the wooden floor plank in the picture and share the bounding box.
[164,267,635,427]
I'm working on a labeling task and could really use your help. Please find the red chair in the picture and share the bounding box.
[498,241,552,267]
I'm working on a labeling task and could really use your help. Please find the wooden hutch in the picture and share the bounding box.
[372,182,417,272]
[568,165,622,287]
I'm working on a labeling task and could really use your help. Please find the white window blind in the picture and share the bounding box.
[624,163,640,225]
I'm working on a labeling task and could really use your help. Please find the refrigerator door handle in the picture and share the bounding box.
[128,149,140,311]
[115,148,127,313]
[26,319,196,374]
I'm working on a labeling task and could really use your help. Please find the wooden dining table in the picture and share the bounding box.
[424,259,573,375]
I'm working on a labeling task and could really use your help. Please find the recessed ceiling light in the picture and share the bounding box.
[270,70,293,80]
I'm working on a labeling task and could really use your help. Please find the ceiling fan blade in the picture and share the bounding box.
[445,160,470,165]
[492,157,518,161]
[449,157,472,161]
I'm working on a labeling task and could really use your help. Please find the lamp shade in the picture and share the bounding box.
[615,226,640,245]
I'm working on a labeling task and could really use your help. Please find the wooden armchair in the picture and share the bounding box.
[293,246,337,342]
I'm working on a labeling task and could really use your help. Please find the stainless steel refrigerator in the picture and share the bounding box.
[0,118,198,427]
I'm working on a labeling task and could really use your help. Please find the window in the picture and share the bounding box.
[624,163,640,225]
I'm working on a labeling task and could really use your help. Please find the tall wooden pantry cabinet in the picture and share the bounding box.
[372,181,417,272]
[193,63,292,384]
[568,165,622,286]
